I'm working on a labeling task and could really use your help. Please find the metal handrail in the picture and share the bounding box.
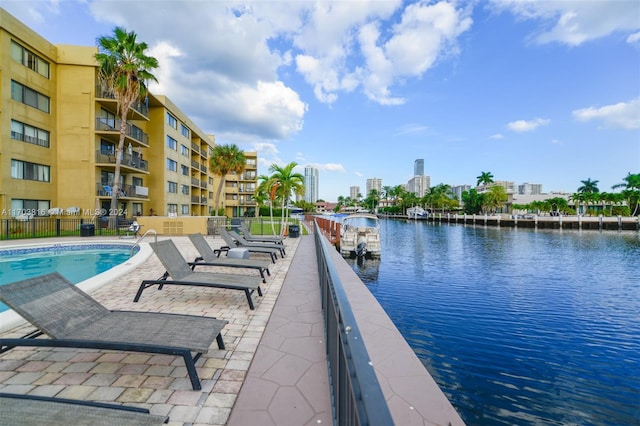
[314,220,393,426]
[130,229,157,256]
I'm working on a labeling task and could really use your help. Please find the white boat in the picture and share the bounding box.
[407,206,428,219]
[339,213,381,259]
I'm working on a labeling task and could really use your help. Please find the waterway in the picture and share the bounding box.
[345,219,640,425]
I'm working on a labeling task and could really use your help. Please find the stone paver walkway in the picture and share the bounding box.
[227,235,332,426]
[0,233,329,426]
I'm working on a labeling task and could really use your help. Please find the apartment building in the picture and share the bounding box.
[223,151,258,218]
[1,9,223,219]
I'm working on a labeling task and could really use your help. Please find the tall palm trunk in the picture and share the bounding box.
[110,111,128,214]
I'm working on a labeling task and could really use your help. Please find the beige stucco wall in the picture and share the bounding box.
[134,215,210,236]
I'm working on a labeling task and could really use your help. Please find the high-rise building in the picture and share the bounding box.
[366,178,382,197]
[451,185,471,202]
[349,186,360,200]
[407,176,430,198]
[304,166,319,203]
[414,159,424,176]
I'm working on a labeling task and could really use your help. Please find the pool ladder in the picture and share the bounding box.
[130,229,158,257]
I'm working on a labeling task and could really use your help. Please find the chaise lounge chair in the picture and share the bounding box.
[188,233,271,283]
[136,239,263,309]
[219,228,281,263]
[0,393,169,425]
[228,229,286,257]
[239,223,284,245]
[0,273,227,391]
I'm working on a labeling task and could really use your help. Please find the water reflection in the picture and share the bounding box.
[345,257,380,283]
[352,219,640,426]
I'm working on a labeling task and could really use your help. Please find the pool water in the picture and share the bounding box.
[0,244,134,312]
[346,220,640,425]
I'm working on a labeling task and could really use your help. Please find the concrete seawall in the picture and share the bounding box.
[381,214,639,231]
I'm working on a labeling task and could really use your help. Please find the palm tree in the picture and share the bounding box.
[612,172,640,216]
[577,178,600,194]
[483,185,508,214]
[95,27,159,214]
[268,162,305,235]
[210,144,246,215]
[256,174,279,235]
[476,171,494,187]
[575,178,600,215]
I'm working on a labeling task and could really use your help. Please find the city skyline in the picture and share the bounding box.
[4,1,638,202]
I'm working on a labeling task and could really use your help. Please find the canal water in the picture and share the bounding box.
[345,219,639,425]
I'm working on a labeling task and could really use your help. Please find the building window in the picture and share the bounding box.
[10,120,50,147]
[132,203,143,216]
[10,199,50,217]
[11,80,50,113]
[167,204,178,214]
[100,139,115,155]
[98,108,116,129]
[246,158,256,166]
[11,159,50,182]
[181,124,190,138]
[181,204,190,214]
[167,135,177,150]
[166,158,177,172]
[132,177,143,187]
[167,181,178,193]
[167,112,177,129]
[11,40,50,78]
[180,164,189,176]
[181,184,190,195]
[181,144,189,156]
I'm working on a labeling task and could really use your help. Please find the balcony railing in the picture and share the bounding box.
[96,84,149,117]
[95,118,149,145]
[96,182,149,199]
[95,151,148,172]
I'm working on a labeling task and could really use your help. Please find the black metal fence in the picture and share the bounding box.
[314,220,393,426]
[0,217,135,240]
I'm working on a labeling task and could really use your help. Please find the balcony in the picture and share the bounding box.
[190,195,207,205]
[96,182,149,200]
[96,84,149,118]
[95,118,149,146]
[95,150,149,173]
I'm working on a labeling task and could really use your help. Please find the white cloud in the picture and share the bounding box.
[293,0,471,105]
[506,118,550,132]
[396,124,429,136]
[320,163,346,172]
[573,98,640,129]
[490,133,504,139]
[627,32,640,44]
[490,0,640,46]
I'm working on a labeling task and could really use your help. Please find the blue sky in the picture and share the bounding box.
[4,0,639,201]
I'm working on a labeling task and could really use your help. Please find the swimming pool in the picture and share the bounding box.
[0,241,152,332]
